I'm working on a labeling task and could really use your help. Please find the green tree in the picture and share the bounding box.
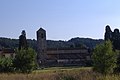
[13,48,36,73]
[0,57,13,72]
[92,40,117,74]
[114,50,120,72]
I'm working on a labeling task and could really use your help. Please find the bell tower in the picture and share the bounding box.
[37,28,47,66]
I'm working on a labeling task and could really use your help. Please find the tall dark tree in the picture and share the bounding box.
[19,30,28,50]
[112,29,120,50]
[104,25,113,41]
[104,25,120,50]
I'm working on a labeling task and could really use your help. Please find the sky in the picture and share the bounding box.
[0,0,120,40]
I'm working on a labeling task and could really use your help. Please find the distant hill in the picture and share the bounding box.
[68,37,103,49]
[0,37,104,50]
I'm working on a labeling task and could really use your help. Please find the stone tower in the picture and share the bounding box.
[37,28,47,66]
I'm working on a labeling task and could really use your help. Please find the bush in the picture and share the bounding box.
[13,48,36,73]
[114,50,120,73]
[0,57,13,72]
[92,40,117,74]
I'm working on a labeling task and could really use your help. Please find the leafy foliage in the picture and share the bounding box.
[0,57,13,72]
[13,48,37,73]
[114,50,120,72]
[92,40,117,74]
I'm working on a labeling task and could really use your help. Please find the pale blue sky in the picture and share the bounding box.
[0,0,120,40]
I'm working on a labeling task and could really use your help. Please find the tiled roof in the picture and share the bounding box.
[0,48,15,54]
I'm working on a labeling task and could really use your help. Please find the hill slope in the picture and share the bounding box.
[0,37,104,50]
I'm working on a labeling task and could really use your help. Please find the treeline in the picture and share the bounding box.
[0,31,37,73]
[0,37,37,50]
[0,37,103,50]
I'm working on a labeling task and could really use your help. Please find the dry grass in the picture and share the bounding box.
[0,67,119,80]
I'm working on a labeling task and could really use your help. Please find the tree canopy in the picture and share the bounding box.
[13,48,37,73]
[92,40,117,74]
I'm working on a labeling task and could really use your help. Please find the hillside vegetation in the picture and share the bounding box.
[0,37,103,50]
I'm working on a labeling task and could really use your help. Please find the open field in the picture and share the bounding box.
[0,67,120,80]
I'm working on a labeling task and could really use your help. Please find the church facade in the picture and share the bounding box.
[37,28,91,66]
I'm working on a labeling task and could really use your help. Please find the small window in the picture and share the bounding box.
[41,33,44,38]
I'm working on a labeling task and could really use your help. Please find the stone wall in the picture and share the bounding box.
[46,49,91,66]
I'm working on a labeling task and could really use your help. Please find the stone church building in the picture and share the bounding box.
[37,28,91,66]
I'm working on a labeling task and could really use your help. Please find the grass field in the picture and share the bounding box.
[0,67,120,80]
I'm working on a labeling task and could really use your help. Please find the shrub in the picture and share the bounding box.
[92,40,117,74]
[0,57,13,72]
[13,48,36,73]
